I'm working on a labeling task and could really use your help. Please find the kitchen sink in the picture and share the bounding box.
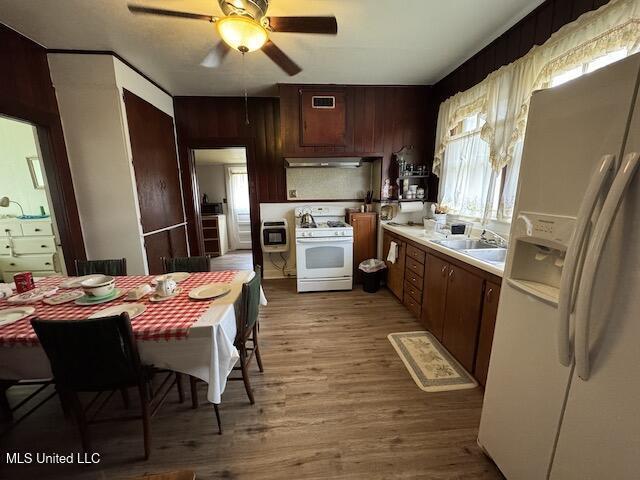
[462,248,507,264]
[431,239,497,250]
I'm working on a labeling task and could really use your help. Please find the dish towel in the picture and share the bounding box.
[387,241,398,264]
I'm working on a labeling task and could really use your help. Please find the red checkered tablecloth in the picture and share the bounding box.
[0,271,239,347]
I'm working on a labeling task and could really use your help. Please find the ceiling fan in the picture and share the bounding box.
[127,0,338,75]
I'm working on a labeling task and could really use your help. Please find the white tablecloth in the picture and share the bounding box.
[0,270,267,404]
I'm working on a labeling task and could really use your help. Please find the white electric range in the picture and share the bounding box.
[294,206,353,292]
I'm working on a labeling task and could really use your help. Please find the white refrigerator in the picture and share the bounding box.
[478,52,640,480]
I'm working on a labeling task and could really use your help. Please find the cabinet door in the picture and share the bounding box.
[442,265,484,372]
[421,254,449,340]
[474,281,501,386]
[124,89,184,233]
[168,225,188,258]
[300,90,346,146]
[144,230,170,275]
[383,232,405,300]
[350,213,377,282]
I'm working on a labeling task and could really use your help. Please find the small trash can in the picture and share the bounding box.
[359,259,386,293]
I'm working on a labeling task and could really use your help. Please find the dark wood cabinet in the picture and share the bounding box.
[144,225,188,275]
[300,89,347,146]
[382,231,405,301]
[422,254,449,341]
[124,89,184,234]
[474,281,501,386]
[347,211,377,283]
[441,265,484,373]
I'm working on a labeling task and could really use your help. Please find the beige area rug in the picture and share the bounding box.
[388,331,477,392]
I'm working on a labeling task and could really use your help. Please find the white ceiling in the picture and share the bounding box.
[194,147,247,165]
[0,0,544,96]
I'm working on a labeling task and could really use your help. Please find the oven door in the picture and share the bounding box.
[296,237,353,279]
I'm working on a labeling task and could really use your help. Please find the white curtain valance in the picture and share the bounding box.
[434,0,640,176]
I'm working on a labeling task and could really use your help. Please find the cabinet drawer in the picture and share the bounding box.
[406,245,425,264]
[404,281,422,304]
[405,268,423,289]
[21,221,53,236]
[403,293,421,318]
[406,257,423,277]
[0,239,11,256]
[12,237,56,255]
[0,221,22,237]
[202,217,219,228]
[0,254,55,272]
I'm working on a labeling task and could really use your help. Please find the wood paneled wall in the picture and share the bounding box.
[0,23,85,272]
[433,0,611,103]
[279,85,435,191]
[173,96,284,267]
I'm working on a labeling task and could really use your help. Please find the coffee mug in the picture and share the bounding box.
[155,277,177,297]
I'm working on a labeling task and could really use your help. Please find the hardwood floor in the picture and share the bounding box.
[210,251,253,271]
[1,281,502,479]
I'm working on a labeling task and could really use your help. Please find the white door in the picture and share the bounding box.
[478,54,640,480]
[549,59,640,480]
[225,165,251,250]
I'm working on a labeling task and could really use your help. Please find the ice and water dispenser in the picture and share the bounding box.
[506,212,576,306]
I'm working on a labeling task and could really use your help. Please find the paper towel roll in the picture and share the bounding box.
[398,201,423,213]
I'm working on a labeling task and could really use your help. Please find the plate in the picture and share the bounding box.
[43,290,85,305]
[188,284,231,301]
[152,272,191,285]
[0,306,36,326]
[74,288,125,306]
[88,303,146,320]
[149,288,182,302]
[60,275,103,289]
[7,286,59,304]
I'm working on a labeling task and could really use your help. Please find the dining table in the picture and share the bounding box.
[0,269,267,405]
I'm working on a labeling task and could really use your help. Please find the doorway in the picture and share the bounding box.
[193,147,254,271]
[0,115,66,280]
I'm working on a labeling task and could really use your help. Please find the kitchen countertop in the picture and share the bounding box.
[382,223,504,278]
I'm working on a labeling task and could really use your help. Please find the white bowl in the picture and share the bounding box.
[80,275,115,298]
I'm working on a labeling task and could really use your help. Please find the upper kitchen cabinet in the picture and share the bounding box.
[300,89,347,146]
[279,85,434,179]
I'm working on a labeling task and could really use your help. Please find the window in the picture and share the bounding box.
[441,49,631,223]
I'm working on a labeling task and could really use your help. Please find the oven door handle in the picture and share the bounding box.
[296,237,353,243]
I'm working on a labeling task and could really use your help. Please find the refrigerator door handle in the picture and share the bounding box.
[557,154,615,366]
[574,152,639,380]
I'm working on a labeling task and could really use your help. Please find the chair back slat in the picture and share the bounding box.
[30,313,143,391]
[162,256,210,273]
[75,258,127,276]
[237,266,262,340]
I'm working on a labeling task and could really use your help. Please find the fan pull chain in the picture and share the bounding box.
[242,52,249,125]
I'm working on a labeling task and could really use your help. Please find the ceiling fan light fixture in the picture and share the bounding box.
[216,16,268,53]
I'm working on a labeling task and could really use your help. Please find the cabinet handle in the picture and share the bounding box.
[34,228,41,232]
[449,269,454,281]
[45,262,51,266]
[41,245,47,248]
[441,265,448,276]
[10,263,16,266]
[486,288,494,301]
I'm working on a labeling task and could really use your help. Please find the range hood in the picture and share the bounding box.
[286,157,362,168]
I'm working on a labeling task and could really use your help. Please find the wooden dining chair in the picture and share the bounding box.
[228,265,264,404]
[30,313,180,460]
[75,258,127,276]
[162,255,210,273]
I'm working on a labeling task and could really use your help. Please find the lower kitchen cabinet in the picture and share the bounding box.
[383,228,502,385]
[347,211,377,283]
[422,254,449,341]
[144,225,188,275]
[474,281,501,386]
[441,265,484,373]
[383,231,405,300]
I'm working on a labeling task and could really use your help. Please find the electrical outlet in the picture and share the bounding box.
[289,189,297,198]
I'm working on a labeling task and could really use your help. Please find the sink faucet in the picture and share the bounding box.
[480,229,508,248]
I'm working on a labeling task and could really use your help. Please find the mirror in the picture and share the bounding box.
[26,156,45,189]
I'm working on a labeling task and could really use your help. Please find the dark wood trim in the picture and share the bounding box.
[0,23,86,272]
[46,49,172,97]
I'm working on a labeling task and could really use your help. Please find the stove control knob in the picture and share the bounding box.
[334,231,339,235]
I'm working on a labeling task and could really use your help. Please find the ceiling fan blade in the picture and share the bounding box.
[200,41,231,68]
[266,16,337,34]
[128,5,217,22]
[261,39,302,76]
